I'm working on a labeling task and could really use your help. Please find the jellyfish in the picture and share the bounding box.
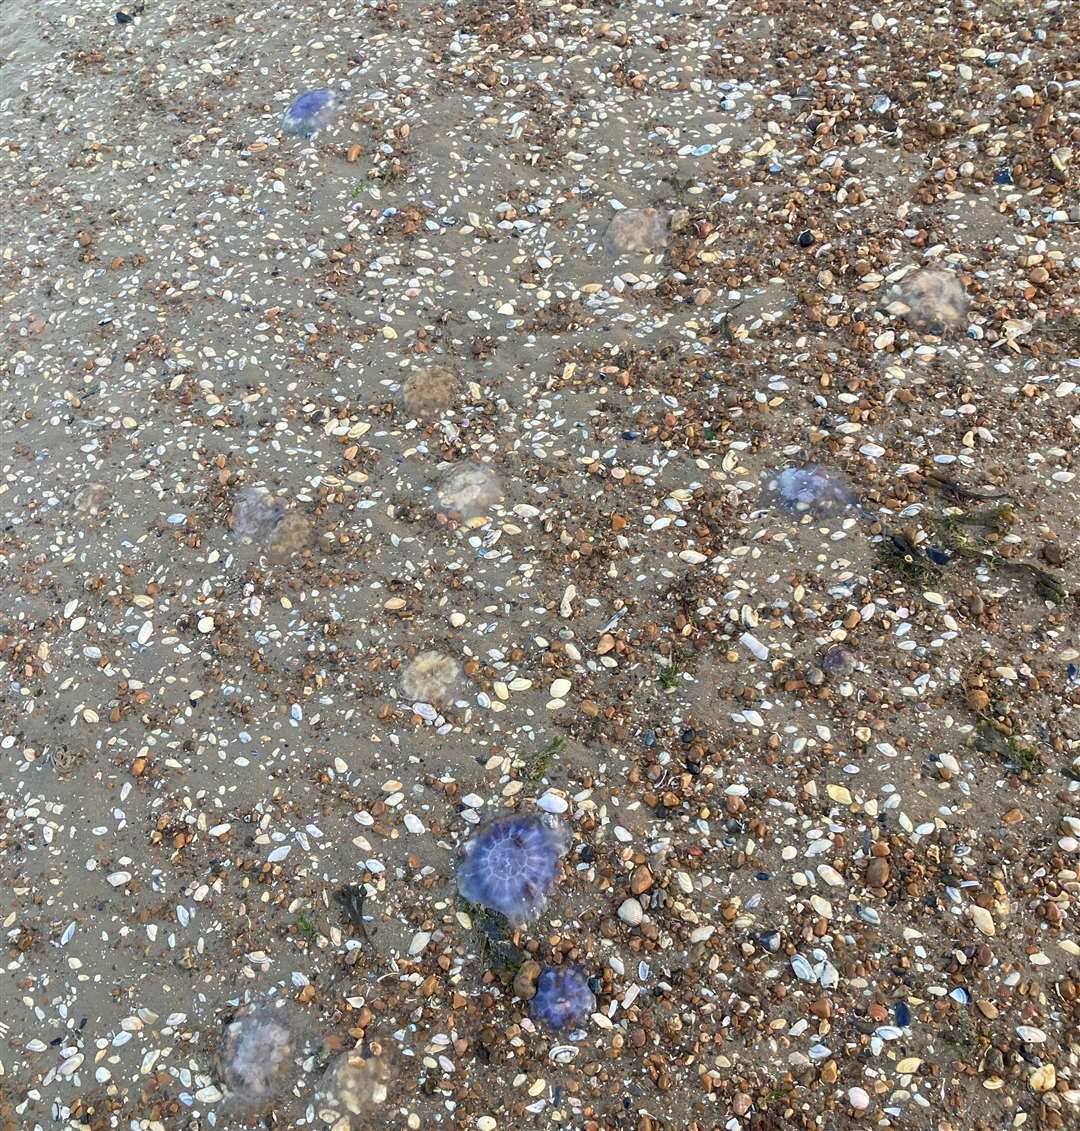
[228,487,310,557]
[268,511,312,559]
[281,90,339,138]
[886,269,969,332]
[228,487,287,544]
[529,966,596,1031]
[603,207,689,256]
[401,364,458,420]
[434,463,503,521]
[218,1008,297,1112]
[399,651,461,706]
[316,1045,393,1129]
[457,814,568,925]
[821,644,856,674]
[762,465,857,518]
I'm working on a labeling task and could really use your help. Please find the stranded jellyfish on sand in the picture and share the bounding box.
[281,89,339,138]
[457,814,568,925]
[530,966,596,1031]
[399,650,461,706]
[603,206,689,256]
[762,465,857,519]
[218,1008,298,1112]
[228,487,311,558]
[886,268,969,332]
[434,462,503,521]
[317,1045,393,1129]
[401,364,459,420]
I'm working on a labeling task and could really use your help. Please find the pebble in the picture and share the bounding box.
[849,1087,871,1112]
[969,906,996,936]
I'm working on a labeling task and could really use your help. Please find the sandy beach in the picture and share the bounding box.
[0,1,1078,1128]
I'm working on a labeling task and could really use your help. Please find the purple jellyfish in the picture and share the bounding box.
[281,90,339,138]
[457,814,568,925]
[530,966,596,1031]
[763,464,857,518]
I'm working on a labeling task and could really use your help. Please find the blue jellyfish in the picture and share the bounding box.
[763,464,857,518]
[457,815,568,925]
[281,90,339,138]
[530,966,596,1030]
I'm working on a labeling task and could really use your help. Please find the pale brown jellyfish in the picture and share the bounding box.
[268,512,312,559]
[316,1044,394,1130]
[886,269,969,332]
[434,462,503,522]
[73,483,110,515]
[228,487,311,559]
[399,650,461,705]
[401,364,458,419]
[217,1008,298,1114]
[603,206,689,256]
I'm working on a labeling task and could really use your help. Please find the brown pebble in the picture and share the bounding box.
[866,858,890,887]
[630,865,654,895]
[513,960,541,1001]
[809,995,832,1019]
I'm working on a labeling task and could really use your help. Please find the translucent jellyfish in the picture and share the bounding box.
[457,814,569,925]
[281,90,339,138]
[886,269,969,332]
[603,207,689,256]
[821,644,856,673]
[762,465,856,518]
[218,1009,297,1112]
[229,487,287,544]
[269,511,312,559]
[401,364,458,420]
[229,488,310,557]
[399,650,461,705]
[434,462,503,521]
[73,482,110,515]
[530,966,596,1031]
[316,1045,393,1130]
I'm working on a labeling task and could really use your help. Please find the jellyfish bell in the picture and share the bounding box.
[217,1007,299,1114]
[603,206,688,256]
[529,966,596,1031]
[457,814,568,925]
[317,1044,394,1129]
[398,650,461,706]
[886,268,969,332]
[401,364,459,420]
[762,464,857,519]
[434,462,503,523]
[281,89,340,138]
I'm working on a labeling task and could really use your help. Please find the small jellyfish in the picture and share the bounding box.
[886,269,969,332]
[317,1045,393,1129]
[434,462,503,522]
[821,644,855,674]
[281,89,339,138]
[218,1008,297,1112]
[763,465,856,518]
[401,364,459,420]
[229,488,310,558]
[457,814,568,925]
[269,511,312,559]
[530,966,595,1031]
[73,482,110,515]
[603,206,689,256]
[399,650,461,706]
[229,487,286,544]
